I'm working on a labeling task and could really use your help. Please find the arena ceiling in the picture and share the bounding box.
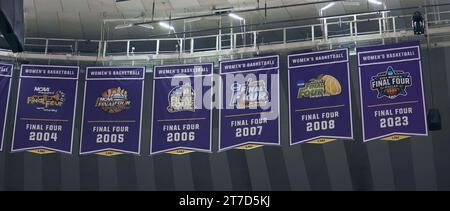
[24,0,445,40]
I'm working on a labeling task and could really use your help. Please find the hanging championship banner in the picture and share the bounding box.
[358,41,428,142]
[12,65,79,154]
[151,63,213,155]
[80,67,145,156]
[219,55,280,151]
[288,49,353,145]
[0,64,13,151]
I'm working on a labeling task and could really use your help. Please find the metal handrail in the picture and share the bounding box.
[7,6,450,62]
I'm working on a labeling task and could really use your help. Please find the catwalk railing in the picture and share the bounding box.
[3,7,450,63]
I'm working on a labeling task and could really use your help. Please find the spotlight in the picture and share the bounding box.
[368,0,382,5]
[138,24,154,30]
[159,22,174,30]
[114,23,133,30]
[229,13,244,21]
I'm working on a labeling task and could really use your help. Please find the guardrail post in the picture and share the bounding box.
[97,41,102,58]
[350,22,353,37]
[45,39,49,54]
[156,39,160,55]
[392,17,396,33]
[311,26,315,41]
[74,40,78,55]
[126,40,130,56]
[379,18,383,35]
[253,31,257,48]
[216,35,219,51]
[190,39,194,54]
[102,41,107,57]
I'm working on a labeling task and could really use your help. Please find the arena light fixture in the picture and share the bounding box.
[368,0,382,5]
[114,23,133,30]
[320,2,336,12]
[138,24,154,29]
[184,17,202,23]
[159,22,174,30]
[228,13,244,21]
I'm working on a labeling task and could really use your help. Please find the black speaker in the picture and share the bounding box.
[427,108,442,131]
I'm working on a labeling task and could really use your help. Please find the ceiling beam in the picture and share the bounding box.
[141,1,450,39]
[134,0,346,26]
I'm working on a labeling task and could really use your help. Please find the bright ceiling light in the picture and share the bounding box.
[159,22,174,30]
[184,17,202,23]
[368,0,382,5]
[138,24,154,29]
[228,13,244,21]
[114,23,133,30]
[320,2,335,12]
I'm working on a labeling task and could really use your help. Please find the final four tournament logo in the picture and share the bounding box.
[370,66,412,99]
[27,87,65,112]
[297,74,342,99]
[230,79,269,109]
[95,87,131,114]
[167,82,195,113]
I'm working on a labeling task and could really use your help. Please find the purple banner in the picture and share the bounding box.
[151,63,213,154]
[358,41,428,142]
[80,67,145,155]
[219,55,280,151]
[12,65,79,153]
[0,64,13,151]
[288,49,353,144]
